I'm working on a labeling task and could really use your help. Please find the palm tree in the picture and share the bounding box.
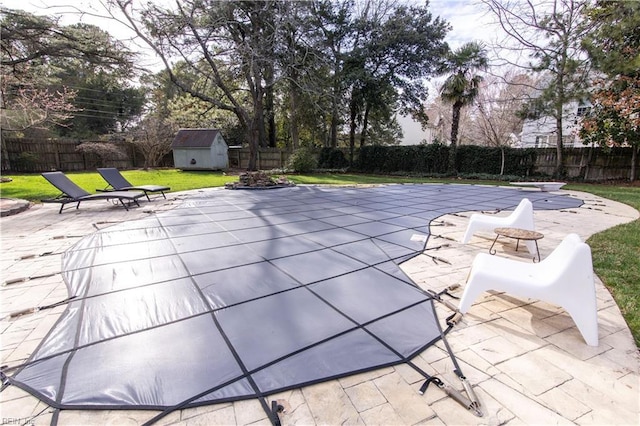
[439,41,488,174]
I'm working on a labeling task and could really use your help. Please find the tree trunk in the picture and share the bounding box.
[631,145,638,182]
[348,99,358,166]
[500,147,505,175]
[245,87,262,171]
[449,102,462,174]
[248,64,265,170]
[247,118,260,171]
[359,103,371,148]
[330,56,341,149]
[330,89,339,148]
[555,117,565,178]
[289,74,300,150]
[265,63,276,148]
[257,108,267,149]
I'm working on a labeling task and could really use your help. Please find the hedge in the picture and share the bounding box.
[355,144,449,174]
[456,146,537,176]
[342,144,536,176]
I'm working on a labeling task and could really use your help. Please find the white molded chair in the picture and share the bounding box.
[458,233,598,346]
[461,198,536,255]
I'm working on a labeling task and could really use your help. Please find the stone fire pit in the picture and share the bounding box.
[225,171,295,190]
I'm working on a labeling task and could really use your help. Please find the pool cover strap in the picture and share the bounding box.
[418,376,444,394]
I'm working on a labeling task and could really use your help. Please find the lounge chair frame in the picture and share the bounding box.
[97,168,169,201]
[41,172,145,214]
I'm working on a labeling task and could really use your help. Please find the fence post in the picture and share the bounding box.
[54,141,61,170]
[131,143,136,168]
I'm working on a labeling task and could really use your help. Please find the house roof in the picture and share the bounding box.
[171,129,222,148]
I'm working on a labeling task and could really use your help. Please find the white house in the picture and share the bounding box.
[171,128,229,170]
[398,111,446,146]
[518,101,592,148]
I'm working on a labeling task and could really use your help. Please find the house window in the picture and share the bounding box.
[577,106,591,117]
[535,135,548,148]
[548,135,573,147]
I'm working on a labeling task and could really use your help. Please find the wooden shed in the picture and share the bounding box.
[171,129,229,170]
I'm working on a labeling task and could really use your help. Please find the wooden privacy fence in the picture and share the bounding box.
[534,147,638,180]
[227,147,289,170]
[2,138,637,181]
[2,138,138,173]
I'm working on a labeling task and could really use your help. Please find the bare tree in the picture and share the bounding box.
[131,116,177,169]
[0,72,77,132]
[424,96,478,146]
[473,71,534,174]
[1,8,88,133]
[482,0,593,177]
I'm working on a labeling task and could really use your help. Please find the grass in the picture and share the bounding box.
[287,173,507,186]
[0,169,237,201]
[566,183,640,348]
[2,170,639,347]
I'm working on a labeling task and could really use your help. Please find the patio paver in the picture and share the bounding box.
[1,186,638,425]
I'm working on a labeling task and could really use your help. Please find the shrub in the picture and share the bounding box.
[76,142,127,168]
[318,148,349,169]
[13,151,40,171]
[286,147,317,173]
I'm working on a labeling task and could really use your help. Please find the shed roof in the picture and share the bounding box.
[171,129,222,148]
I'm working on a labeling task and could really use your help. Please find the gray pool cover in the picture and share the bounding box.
[5,184,582,423]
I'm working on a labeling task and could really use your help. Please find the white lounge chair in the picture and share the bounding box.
[458,233,598,346]
[461,198,536,255]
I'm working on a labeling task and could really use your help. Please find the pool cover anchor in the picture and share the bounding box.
[418,376,483,417]
[270,400,285,426]
[5,296,77,320]
[3,271,59,287]
[426,287,465,328]
[17,251,55,260]
[446,311,463,326]
[427,287,460,313]
[444,379,483,417]
[420,285,482,417]
[461,376,482,414]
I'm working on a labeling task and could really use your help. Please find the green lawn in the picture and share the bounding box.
[0,169,236,201]
[566,183,640,348]
[2,170,638,347]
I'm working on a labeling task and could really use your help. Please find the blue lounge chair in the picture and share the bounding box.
[97,168,170,200]
[41,171,145,214]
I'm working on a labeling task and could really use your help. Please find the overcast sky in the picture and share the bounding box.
[2,0,497,50]
[2,0,503,81]
[429,0,496,48]
[2,0,501,145]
